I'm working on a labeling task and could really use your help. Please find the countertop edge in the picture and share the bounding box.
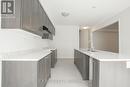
[0,49,54,61]
[75,49,130,62]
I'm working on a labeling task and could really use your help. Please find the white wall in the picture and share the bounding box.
[93,7,130,56]
[52,25,79,59]
[119,8,130,56]
[0,29,50,53]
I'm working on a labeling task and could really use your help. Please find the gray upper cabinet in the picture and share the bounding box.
[48,19,55,35]
[51,23,55,35]
[92,59,99,87]
[21,0,33,31]
[31,0,40,31]
[1,0,55,38]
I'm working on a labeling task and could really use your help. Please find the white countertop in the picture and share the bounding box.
[76,49,130,62]
[0,48,53,61]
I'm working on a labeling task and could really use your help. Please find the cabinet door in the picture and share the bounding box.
[47,19,52,33]
[46,54,51,78]
[39,5,48,28]
[2,61,37,87]
[81,54,89,80]
[49,22,55,35]
[75,50,78,65]
[31,0,39,30]
[38,3,48,35]
[74,50,77,66]
[38,58,46,87]
[22,0,43,36]
[52,24,55,35]
[37,2,55,37]
[74,50,90,80]
[44,12,55,35]
[85,55,90,80]
[51,51,55,68]
[21,0,32,30]
[92,59,99,87]
[51,50,57,68]
[78,52,82,72]
[44,13,49,29]
[32,0,44,36]
[55,50,57,64]
[75,50,80,69]
[43,54,51,86]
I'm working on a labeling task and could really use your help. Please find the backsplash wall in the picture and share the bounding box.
[0,29,51,53]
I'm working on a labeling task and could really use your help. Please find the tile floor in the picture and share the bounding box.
[46,59,90,87]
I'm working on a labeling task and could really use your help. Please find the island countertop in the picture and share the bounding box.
[75,49,130,62]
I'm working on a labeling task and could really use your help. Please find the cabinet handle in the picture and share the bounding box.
[41,80,44,82]
[93,61,95,80]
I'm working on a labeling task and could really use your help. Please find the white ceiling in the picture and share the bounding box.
[40,0,130,27]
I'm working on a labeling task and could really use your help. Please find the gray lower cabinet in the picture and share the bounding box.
[51,49,57,68]
[92,59,99,87]
[2,54,51,87]
[45,54,51,80]
[38,58,46,87]
[74,50,89,80]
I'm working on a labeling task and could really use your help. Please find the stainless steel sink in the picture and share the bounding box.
[80,48,98,52]
[87,49,98,52]
[89,50,97,52]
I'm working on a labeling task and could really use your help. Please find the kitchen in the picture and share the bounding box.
[0,0,130,87]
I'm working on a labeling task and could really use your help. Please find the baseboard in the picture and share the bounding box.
[57,58,74,61]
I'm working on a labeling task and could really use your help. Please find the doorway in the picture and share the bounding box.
[79,29,91,49]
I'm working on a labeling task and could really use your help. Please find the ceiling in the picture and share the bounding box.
[40,0,130,27]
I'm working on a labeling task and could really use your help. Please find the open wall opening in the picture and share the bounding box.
[93,22,119,53]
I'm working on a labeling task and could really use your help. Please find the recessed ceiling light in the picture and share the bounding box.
[61,12,70,17]
[82,26,90,29]
[92,6,96,8]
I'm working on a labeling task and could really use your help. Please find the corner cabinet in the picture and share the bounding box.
[1,0,55,38]
[2,54,51,87]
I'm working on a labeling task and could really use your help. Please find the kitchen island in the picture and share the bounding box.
[74,49,130,87]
